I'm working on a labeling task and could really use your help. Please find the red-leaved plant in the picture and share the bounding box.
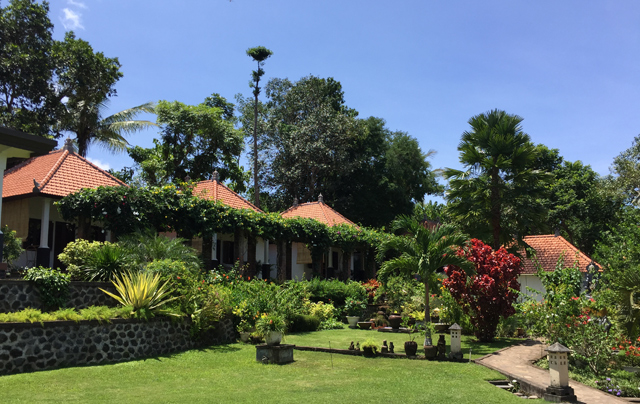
[443,239,521,342]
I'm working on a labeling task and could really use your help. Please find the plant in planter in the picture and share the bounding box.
[402,317,419,356]
[423,322,438,359]
[255,312,286,345]
[237,319,253,342]
[344,299,366,328]
[361,339,379,357]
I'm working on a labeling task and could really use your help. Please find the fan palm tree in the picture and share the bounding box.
[63,100,156,157]
[444,109,551,250]
[378,215,472,345]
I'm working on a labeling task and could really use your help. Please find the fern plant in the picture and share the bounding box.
[100,271,176,316]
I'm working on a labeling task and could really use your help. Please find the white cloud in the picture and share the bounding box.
[67,0,87,9]
[87,158,110,171]
[61,8,84,30]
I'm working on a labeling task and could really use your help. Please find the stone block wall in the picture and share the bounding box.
[0,280,117,312]
[0,316,237,375]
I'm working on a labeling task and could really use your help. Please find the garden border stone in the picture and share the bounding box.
[0,280,118,312]
[0,316,236,376]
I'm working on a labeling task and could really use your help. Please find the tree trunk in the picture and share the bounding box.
[424,280,432,346]
[490,167,501,250]
[253,89,260,209]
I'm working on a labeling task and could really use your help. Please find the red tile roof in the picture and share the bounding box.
[281,197,355,227]
[192,178,263,213]
[520,235,597,274]
[3,149,126,199]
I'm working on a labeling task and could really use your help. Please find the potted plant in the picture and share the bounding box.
[237,319,253,342]
[255,312,285,345]
[402,317,419,356]
[361,339,379,357]
[344,299,366,328]
[423,322,438,359]
[388,312,403,329]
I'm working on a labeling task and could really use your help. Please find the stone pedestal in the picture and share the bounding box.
[543,386,577,403]
[544,342,576,403]
[448,323,463,360]
[256,344,295,364]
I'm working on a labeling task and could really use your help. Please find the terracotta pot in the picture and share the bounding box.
[388,314,402,329]
[357,321,373,330]
[424,345,438,359]
[404,341,418,356]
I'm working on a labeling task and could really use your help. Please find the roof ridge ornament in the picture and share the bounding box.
[62,138,75,152]
[212,170,219,182]
[318,193,323,203]
[293,197,298,207]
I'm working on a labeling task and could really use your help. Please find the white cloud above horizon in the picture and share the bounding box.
[87,158,110,171]
[67,0,87,9]
[61,8,84,30]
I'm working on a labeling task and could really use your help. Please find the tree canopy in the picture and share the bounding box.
[0,0,56,136]
[445,109,552,250]
[244,76,440,226]
[129,97,244,188]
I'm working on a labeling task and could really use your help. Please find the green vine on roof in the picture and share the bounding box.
[56,185,387,253]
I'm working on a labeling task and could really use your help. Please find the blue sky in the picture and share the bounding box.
[48,0,640,188]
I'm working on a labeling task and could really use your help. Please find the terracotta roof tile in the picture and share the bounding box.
[3,149,126,199]
[280,201,355,227]
[192,180,263,212]
[520,235,597,274]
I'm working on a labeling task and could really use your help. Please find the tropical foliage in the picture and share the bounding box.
[100,271,176,317]
[378,216,471,344]
[443,239,521,342]
[445,109,552,250]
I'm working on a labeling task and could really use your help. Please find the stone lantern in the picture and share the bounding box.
[448,323,463,360]
[544,342,576,402]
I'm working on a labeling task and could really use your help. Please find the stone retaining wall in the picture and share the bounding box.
[0,280,117,312]
[0,316,236,375]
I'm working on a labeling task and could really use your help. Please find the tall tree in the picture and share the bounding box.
[325,117,442,227]
[378,216,472,345]
[53,32,154,157]
[145,98,244,187]
[444,109,552,250]
[262,76,360,206]
[545,159,622,256]
[246,46,273,209]
[611,134,640,205]
[0,0,57,136]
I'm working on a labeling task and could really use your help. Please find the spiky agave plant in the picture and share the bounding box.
[100,271,176,316]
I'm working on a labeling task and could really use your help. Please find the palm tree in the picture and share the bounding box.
[378,216,472,345]
[63,100,156,157]
[444,109,551,250]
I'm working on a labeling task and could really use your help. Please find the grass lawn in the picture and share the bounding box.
[0,329,538,404]
[285,328,523,359]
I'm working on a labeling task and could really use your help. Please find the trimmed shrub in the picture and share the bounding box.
[58,239,105,280]
[289,314,320,333]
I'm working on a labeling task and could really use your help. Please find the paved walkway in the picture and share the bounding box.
[474,339,629,403]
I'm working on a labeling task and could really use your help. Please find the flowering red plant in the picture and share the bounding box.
[443,239,521,342]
